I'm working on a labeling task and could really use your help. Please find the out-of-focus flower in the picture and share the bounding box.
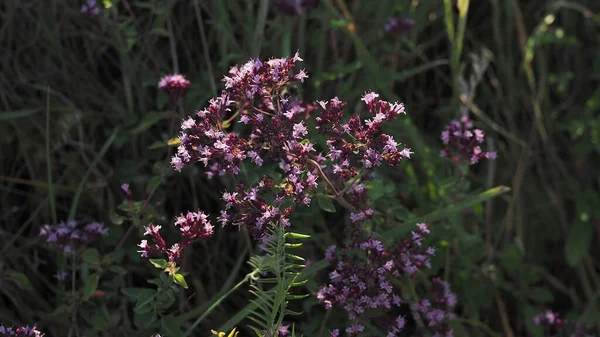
[440,115,496,164]
[158,74,191,104]
[80,0,100,18]
[385,17,415,34]
[532,310,595,337]
[54,271,68,281]
[39,220,108,254]
[273,0,318,16]
[0,324,44,337]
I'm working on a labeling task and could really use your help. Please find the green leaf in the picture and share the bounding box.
[151,27,170,37]
[121,287,148,300]
[109,211,124,225]
[161,315,183,336]
[285,232,311,239]
[108,265,128,275]
[149,258,168,269]
[134,289,157,312]
[565,220,593,266]
[146,176,162,194]
[7,272,33,291]
[383,186,511,238]
[83,273,101,300]
[131,112,165,134]
[82,248,101,265]
[172,273,188,289]
[317,196,336,213]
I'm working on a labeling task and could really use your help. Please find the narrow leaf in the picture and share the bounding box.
[383,186,510,238]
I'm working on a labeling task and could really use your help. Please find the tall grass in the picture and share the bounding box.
[1,0,599,336]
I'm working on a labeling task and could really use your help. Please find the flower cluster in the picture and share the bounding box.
[138,210,214,262]
[273,0,318,16]
[158,74,191,103]
[39,220,108,254]
[385,17,415,35]
[80,0,100,17]
[169,52,411,242]
[411,278,457,337]
[533,310,595,337]
[0,325,43,337]
[317,223,439,337]
[440,115,496,164]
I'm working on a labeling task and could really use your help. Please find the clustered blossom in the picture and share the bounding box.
[80,0,100,17]
[533,310,595,337]
[158,74,191,103]
[0,325,43,337]
[317,223,442,337]
[39,220,108,254]
[384,17,415,34]
[411,278,457,337]
[169,52,412,241]
[440,115,496,164]
[138,210,214,262]
[273,0,318,16]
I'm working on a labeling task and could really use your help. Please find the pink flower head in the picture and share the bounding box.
[440,115,497,164]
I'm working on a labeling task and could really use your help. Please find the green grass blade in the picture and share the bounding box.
[45,88,57,224]
[68,127,120,220]
[383,186,511,238]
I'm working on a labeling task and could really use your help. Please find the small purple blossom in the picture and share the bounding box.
[39,220,108,254]
[138,210,214,263]
[0,324,44,337]
[80,0,100,18]
[158,74,191,104]
[273,0,318,16]
[440,115,496,164]
[385,17,415,34]
[318,223,437,335]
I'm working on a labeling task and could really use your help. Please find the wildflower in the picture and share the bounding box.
[385,17,415,34]
[39,220,108,254]
[80,0,100,18]
[0,324,44,337]
[440,115,497,164]
[318,223,437,335]
[273,0,318,16]
[54,271,68,281]
[169,52,412,245]
[158,74,191,104]
[411,278,457,336]
[138,210,214,263]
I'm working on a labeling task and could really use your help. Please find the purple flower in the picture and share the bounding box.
[273,0,318,16]
[440,115,496,164]
[385,17,415,34]
[0,324,44,336]
[80,0,100,18]
[54,271,68,281]
[139,210,214,263]
[39,220,108,254]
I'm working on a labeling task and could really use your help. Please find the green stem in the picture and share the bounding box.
[183,271,257,337]
[45,88,57,224]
